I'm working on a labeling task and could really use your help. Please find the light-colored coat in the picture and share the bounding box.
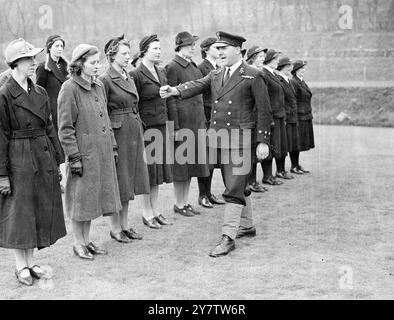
[57,75,121,221]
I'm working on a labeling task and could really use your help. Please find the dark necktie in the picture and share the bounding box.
[222,68,230,86]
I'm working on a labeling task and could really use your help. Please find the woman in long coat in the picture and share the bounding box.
[165,31,210,217]
[290,60,314,173]
[276,57,299,176]
[99,35,150,241]
[130,35,177,228]
[58,44,121,260]
[0,38,66,286]
[36,35,68,133]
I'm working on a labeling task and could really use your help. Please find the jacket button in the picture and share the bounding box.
[259,130,262,134]
[215,101,218,104]
[213,121,217,125]
[227,123,230,126]
[229,101,232,104]
[228,112,231,115]
[95,97,99,102]
[184,85,188,89]
[99,112,103,117]
[102,127,106,133]
[213,110,217,114]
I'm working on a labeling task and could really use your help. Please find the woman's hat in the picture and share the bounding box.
[140,34,159,52]
[277,57,293,69]
[292,60,307,72]
[175,31,199,50]
[46,35,65,50]
[264,49,281,64]
[246,45,268,62]
[200,37,217,50]
[71,44,98,63]
[4,38,44,64]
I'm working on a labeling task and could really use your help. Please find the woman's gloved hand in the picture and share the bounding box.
[0,176,11,196]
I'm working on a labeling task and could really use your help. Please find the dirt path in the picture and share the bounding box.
[1,125,393,299]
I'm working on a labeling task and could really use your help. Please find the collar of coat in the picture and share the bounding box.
[44,54,69,83]
[106,65,138,96]
[138,62,166,85]
[6,76,48,122]
[173,54,197,68]
[72,74,102,91]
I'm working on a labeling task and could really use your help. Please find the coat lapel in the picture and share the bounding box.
[108,66,138,97]
[140,63,160,85]
[46,56,67,83]
[8,77,47,122]
[216,62,245,99]
[212,68,224,96]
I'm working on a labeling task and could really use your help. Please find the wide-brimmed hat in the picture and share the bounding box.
[71,44,98,63]
[215,31,246,48]
[4,38,44,64]
[277,57,293,69]
[246,45,268,62]
[264,49,281,64]
[175,31,199,50]
[292,60,307,72]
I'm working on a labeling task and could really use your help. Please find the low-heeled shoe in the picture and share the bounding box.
[86,242,108,255]
[143,216,162,229]
[173,205,194,217]
[154,214,172,226]
[73,245,94,260]
[236,226,257,238]
[290,167,304,174]
[15,267,33,286]
[208,194,226,205]
[122,228,143,240]
[29,265,47,280]
[209,235,235,258]
[198,196,213,208]
[110,230,131,243]
[297,165,310,173]
[186,204,201,215]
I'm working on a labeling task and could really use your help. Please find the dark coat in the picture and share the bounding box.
[58,75,122,221]
[290,75,313,121]
[0,77,66,249]
[99,66,150,201]
[130,62,179,129]
[277,75,298,124]
[36,55,68,132]
[176,61,272,150]
[198,59,216,123]
[166,55,209,180]
[261,68,286,119]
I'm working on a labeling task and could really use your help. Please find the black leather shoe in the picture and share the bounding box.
[249,181,266,192]
[154,214,172,226]
[174,205,194,217]
[290,167,304,174]
[263,176,283,185]
[186,204,201,215]
[143,216,162,229]
[73,245,94,260]
[29,265,47,280]
[209,235,235,258]
[86,242,108,255]
[198,195,213,208]
[276,171,294,180]
[297,165,310,173]
[110,230,131,243]
[15,267,33,286]
[208,194,226,205]
[236,226,257,239]
[122,228,143,240]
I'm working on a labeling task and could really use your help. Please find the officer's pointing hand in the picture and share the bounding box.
[256,143,269,160]
[160,85,178,99]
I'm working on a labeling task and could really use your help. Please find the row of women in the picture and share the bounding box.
[0,31,314,286]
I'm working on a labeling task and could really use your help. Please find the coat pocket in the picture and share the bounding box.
[80,133,92,156]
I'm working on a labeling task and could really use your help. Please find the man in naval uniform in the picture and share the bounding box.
[160,31,272,257]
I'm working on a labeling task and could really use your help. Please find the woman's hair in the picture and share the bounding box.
[247,55,257,66]
[139,40,159,59]
[106,39,130,63]
[201,49,207,59]
[68,48,99,76]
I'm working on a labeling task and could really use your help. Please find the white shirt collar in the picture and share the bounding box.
[296,74,303,81]
[263,65,275,74]
[279,73,289,83]
[206,56,217,69]
[226,59,243,77]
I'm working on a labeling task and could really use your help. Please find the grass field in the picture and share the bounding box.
[0,125,393,300]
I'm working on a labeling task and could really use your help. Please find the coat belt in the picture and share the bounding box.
[11,128,47,139]
[111,108,138,115]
